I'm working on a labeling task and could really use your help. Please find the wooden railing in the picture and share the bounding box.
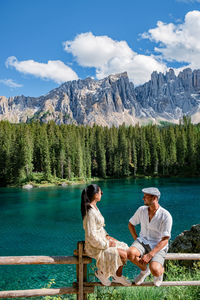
[0,241,200,299]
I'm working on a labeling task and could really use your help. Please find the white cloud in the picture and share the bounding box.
[6,56,78,83]
[63,32,166,85]
[0,78,23,88]
[176,0,200,3]
[64,32,134,67]
[142,10,200,70]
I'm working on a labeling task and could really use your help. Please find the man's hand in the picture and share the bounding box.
[141,253,153,264]
[141,236,169,264]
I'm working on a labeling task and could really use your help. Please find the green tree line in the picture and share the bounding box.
[0,117,200,186]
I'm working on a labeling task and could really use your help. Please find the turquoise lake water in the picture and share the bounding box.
[0,177,199,293]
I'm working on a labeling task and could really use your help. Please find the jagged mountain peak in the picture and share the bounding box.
[107,71,128,81]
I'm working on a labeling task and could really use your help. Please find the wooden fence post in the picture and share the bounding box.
[83,262,88,300]
[76,241,84,300]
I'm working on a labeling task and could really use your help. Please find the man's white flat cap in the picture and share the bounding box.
[142,187,161,198]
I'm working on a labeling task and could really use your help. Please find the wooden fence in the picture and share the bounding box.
[0,241,199,299]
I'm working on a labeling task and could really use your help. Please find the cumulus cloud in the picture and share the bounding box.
[176,0,200,3]
[63,32,166,85]
[5,56,78,83]
[0,78,23,88]
[142,10,200,70]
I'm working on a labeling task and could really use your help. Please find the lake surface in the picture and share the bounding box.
[0,177,199,293]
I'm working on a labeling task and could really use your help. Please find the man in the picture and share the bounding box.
[127,187,172,287]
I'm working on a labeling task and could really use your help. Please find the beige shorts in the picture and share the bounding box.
[131,239,168,266]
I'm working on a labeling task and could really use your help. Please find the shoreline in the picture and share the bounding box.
[1,173,200,189]
[12,177,102,189]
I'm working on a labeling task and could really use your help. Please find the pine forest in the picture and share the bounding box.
[0,118,200,186]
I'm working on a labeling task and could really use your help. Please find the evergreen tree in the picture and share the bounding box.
[40,124,51,180]
[19,125,34,181]
[118,125,129,176]
[159,134,167,175]
[149,126,160,175]
[165,127,177,174]
[104,128,114,176]
[186,123,197,174]
[0,121,14,184]
[74,133,84,178]
[139,129,150,174]
[176,127,187,172]
[96,127,106,178]
[84,127,92,178]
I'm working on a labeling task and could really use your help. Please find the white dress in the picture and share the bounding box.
[83,205,129,278]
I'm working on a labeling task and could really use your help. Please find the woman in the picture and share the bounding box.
[81,184,131,286]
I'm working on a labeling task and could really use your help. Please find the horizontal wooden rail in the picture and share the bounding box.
[0,255,92,265]
[80,281,200,287]
[73,250,200,260]
[165,253,200,260]
[0,287,94,299]
[1,254,198,265]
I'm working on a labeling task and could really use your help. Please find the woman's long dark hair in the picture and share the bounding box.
[81,184,100,220]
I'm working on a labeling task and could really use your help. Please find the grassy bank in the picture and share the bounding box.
[87,262,200,300]
[10,172,101,188]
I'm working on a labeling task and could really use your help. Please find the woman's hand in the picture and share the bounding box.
[106,235,117,246]
[109,240,116,247]
[106,235,117,241]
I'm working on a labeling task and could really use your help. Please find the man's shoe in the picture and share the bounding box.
[134,266,151,285]
[95,270,111,286]
[154,274,163,287]
[112,275,132,286]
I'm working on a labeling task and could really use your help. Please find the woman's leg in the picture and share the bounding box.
[113,249,132,286]
[116,248,127,276]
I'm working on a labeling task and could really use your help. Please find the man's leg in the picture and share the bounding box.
[150,249,166,287]
[128,246,151,285]
[149,261,164,277]
[128,241,152,285]
[127,245,147,271]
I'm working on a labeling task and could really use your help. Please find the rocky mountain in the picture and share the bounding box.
[1,68,200,126]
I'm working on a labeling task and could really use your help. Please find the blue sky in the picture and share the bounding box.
[1,0,200,97]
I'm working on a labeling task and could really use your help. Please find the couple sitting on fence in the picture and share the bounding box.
[81,184,172,287]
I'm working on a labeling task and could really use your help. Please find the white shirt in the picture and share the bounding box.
[129,205,173,250]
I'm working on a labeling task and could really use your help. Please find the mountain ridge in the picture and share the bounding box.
[1,68,200,126]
